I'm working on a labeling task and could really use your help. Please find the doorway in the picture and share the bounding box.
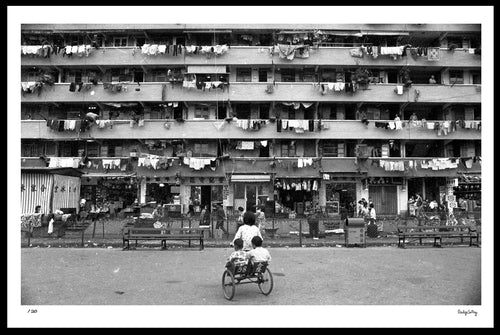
[369,185,398,215]
[200,185,212,209]
[246,185,257,212]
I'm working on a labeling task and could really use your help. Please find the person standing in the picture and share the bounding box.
[199,205,211,238]
[415,193,423,221]
[366,203,378,238]
[361,202,370,223]
[215,204,229,238]
[187,197,195,218]
[199,205,211,227]
[236,206,245,230]
[368,203,377,225]
[428,75,437,84]
[256,206,267,236]
[408,196,416,217]
[307,206,321,240]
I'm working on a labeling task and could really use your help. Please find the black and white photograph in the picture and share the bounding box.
[7,6,494,328]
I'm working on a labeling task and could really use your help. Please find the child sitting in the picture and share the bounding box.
[225,238,249,274]
[247,236,272,265]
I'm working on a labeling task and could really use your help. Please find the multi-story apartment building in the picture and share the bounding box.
[20,24,481,219]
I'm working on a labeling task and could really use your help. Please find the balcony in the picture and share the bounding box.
[21,119,481,141]
[21,156,481,179]
[21,82,482,104]
[21,46,481,68]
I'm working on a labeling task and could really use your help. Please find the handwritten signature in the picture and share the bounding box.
[458,309,478,316]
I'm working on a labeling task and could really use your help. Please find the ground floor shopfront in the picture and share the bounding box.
[77,173,480,219]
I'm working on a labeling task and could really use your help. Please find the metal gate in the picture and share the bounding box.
[368,185,398,215]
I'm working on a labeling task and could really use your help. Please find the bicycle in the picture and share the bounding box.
[405,211,440,227]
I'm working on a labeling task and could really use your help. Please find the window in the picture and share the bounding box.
[302,68,317,82]
[471,71,481,85]
[65,70,82,83]
[134,70,144,83]
[447,36,463,48]
[281,142,296,157]
[449,70,464,85]
[22,105,39,120]
[194,106,210,119]
[259,104,270,119]
[211,185,223,203]
[234,183,245,199]
[113,37,128,47]
[191,34,213,46]
[25,70,39,82]
[320,69,336,82]
[235,104,251,119]
[259,34,273,46]
[258,68,269,82]
[173,36,185,45]
[236,68,252,82]
[45,142,57,156]
[135,37,146,47]
[151,70,167,82]
[86,142,99,157]
[22,143,38,157]
[322,141,339,157]
[110,68,132,82]
[193,143,209,156]
[280,68,295,82]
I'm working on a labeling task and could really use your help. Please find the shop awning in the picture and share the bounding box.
[321,30,364,37]
[231,174,271,182]
[21,167,85,177]
[360,31,410,36]
[82,172,136,178]
[186,65,228,74]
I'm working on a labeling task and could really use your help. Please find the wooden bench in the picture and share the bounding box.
[122,227,206,250]
[397,224,480,248]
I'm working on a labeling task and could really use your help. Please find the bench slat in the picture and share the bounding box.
[122,226,205,250]
[125,235,201,239]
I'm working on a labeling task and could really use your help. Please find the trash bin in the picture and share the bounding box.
[344,218,366,247]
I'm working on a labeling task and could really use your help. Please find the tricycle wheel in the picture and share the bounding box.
[258,268,273,296]
[222,270,236,300]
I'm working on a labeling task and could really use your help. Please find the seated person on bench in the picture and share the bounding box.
[225,238,249,274]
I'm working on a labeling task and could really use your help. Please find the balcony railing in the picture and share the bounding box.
[20,82,482,104]
[21,46,481,68]
[21,119,481,141]
[21,156,481,179]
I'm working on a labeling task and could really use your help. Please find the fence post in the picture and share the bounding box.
[211,217,214,239]
[299,219,302,247]
[27,222,31,247]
